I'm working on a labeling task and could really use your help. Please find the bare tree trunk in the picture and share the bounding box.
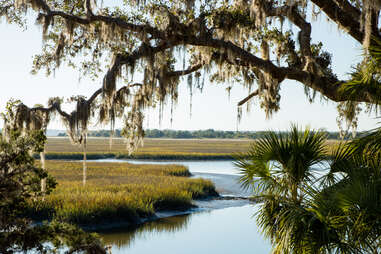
[109,121,114,152]
[109,131,113,152]
[40,148,46,196]
[82,138,87,186]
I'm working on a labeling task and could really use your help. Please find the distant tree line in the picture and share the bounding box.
[57,129,359,140]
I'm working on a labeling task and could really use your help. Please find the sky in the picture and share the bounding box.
[0,10,379,132]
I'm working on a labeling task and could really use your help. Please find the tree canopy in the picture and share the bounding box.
[1,0,381,148]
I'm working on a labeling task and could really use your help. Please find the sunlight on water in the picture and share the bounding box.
[99,205,271,254]
[91,159,241,175]
[86,159,327,254]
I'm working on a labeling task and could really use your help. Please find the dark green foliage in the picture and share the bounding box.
[236,126,381,253]
[340,39,381,106]
[0,131,106,253]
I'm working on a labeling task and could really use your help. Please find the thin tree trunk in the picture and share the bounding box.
[109,130,113,152]
[82,137,87,186]
[40,148,46,196]
[109,122,114,152]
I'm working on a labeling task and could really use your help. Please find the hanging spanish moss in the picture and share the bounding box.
[15,0,45,11]
[188,74,193,118]
[250,0,268,27]
[361,0,381,48]
[6,0,381,161]
[64,19,76,45]
[61,97,92,145]
[102,56,119,117]
[2,104,49,136]
[337,101,362,139]
[236,106,243,131]
[2,101,52,194]
[122,110,144,154]
[59,95,96,186]
[100,85,132,150]
[54,33,66,68]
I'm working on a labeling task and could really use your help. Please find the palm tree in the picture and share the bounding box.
[324,138,381,253]
[236,125,327,200]
[235,125,328,253]
[236,126,381,253]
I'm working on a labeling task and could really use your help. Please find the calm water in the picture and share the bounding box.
[90,159,272,253]
[92,159,241,175]
[99,205,271,254]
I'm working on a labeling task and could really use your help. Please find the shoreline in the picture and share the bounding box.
[28,161,219,228]
[29,159,253,233]
[30,169,253,232]
[30,194,221,232]
[81,195,253,232]
[78,172,254,232]
[31,194,254,232]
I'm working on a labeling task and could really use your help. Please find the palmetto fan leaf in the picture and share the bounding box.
[237,125,381,253]
[235,125,327,201]
[236,126,330,253]
[349,126,381,156]
[340,39,381,107]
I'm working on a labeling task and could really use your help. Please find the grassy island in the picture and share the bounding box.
[27,161,217,227]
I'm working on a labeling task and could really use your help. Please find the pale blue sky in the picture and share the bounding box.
[0,12,379,131]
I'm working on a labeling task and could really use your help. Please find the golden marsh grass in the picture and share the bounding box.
[44,138,341,160]
[28,161,217,225]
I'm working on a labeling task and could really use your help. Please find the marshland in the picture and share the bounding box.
[42,137,341,160]
[27,160,217,226]
[25,137,342,228]
[24,137,343,253]
[3,0,381,253]
[24,139,276,253]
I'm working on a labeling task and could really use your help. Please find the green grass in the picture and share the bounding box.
[27,161,217,226]
[42,138,341,160]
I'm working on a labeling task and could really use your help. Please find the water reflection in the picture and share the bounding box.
[87,159,272,253]
[99,205,272,254]
[99,214,192,248]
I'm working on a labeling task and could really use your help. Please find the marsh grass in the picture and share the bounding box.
[27,161,217,226]
[45,138,252,154]
[43,138,341,160]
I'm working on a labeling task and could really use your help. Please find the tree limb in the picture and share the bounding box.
[238,90,259,106]
[268,4,313,66]
[42,7,166,40]
[166,64,203,77]
[333,0,361,20]
[15,0,381,107]
[311,0,367,43]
